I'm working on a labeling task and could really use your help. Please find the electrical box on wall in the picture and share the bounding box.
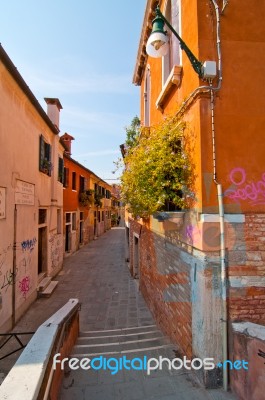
[202,61,217,79]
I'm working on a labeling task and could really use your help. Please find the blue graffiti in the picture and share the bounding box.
[21,237,37,252]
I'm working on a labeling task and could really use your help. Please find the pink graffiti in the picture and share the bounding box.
[225,168,265,206]
[19,276,30,299]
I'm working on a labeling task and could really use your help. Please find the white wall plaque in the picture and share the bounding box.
[15,180,35,206]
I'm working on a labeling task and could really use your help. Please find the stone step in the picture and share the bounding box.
[37,272,46,284]
[71,336,171,356]
[76,330,163,345]
[38,281,58,298]
[79,324,158,338]
[70,343,174,358]
[37,277,51,292]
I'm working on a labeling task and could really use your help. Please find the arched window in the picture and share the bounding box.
[144,66,151,127]
[162,0,181,85]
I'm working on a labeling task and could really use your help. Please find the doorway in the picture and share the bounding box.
[38,227,47,274]
[65,224,71,252]
[133,235,140,279]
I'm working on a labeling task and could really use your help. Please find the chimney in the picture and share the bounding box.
[44,98,63,132]
[60,133,75,156]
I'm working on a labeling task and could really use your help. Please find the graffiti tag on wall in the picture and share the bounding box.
[49,233,62,269]
[0,244,13,293]
[224,167,265,206]
[19,276,30,299]
[17,237,36,300]
[0,244,12,274]
[1,268,18,291]
[21,237,37,252]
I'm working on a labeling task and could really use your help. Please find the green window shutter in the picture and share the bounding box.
[58,157,64,183]
[63,167,69,187]
[47,144,52,176]
[39,135,45,171]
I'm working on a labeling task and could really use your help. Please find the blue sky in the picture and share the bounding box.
[0,0,146,182]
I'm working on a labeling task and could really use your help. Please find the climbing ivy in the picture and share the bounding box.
[120,115,193,218]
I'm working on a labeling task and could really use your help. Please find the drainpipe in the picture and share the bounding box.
[12,205,17,328]
[176,0,228,390]
[210,86,228,392]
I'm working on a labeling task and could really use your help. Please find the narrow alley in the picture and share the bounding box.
[1,226,236,400]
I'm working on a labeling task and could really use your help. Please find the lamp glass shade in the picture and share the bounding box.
[146,31,169,58]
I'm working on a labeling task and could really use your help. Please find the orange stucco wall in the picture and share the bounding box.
[63,157,90,213]
[198,0,265,214]
[139,0,265,214]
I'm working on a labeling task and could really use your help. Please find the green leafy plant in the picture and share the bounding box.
[94,192,103,208]
[79,189,94,207]
[41,159,53,174]
[120,115,193,218]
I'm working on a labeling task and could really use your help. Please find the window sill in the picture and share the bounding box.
[153,211,185,227]
[156,65,182,112]
[40,169,51,177]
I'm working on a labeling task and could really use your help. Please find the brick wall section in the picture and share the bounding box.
[230,323,265,400]
[228,214,265,325]
[129,218,192,357]
[129,213,265,360]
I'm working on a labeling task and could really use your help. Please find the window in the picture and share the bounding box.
[65,212,71,252]
[72,172,76,190]
[58,157,64,183]
[144,67,151,127]
[162,0,181,85]
[63,167,69,187]
[72,213,77,230]
[66,212,71,223]
[80,176,86,192]
[39,209,47,225]
[39,135,52,176]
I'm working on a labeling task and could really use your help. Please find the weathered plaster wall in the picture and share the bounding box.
[0,57,64,330]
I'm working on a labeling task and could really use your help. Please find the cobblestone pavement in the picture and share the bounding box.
[1,227,236,399]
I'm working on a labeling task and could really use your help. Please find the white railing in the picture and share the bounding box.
[0,298,80,400]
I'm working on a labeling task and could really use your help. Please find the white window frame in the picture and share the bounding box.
[162,0,181,86]
[144,66,151,127]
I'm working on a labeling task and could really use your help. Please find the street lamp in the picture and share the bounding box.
[146,6,216,80]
